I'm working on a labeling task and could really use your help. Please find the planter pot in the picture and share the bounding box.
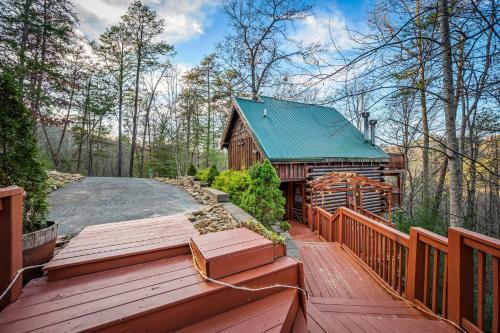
[22,221,58,284]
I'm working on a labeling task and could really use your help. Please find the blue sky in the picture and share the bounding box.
[75,0,373,68]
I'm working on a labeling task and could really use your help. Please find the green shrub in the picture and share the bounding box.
[244,219,285,245]
[207,164,219,185]
[0,72,49,232]
[279,220,291,232]
[196,168,210,181]
[187,163,197,176]
[213,170,250,205]
[240,159,285,229]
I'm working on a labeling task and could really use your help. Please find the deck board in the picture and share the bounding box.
[288,220,323,242]
[43,215,198,280]
[0,255,300,332]
[176,289,298,332]
[298,242,392,300]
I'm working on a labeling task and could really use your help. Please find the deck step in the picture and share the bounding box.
[176,289,300,332]
[190,228,274,279]
[0,255,302,332]
[43,215,198,281]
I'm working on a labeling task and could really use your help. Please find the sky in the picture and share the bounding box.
[74,0,373,69]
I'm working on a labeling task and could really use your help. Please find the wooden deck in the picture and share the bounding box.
[288,220,323,243]
[289,221,458,332]
[43,214,197,280]
[0,216,304,333]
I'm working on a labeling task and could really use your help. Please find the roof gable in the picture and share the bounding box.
[228,96,389,162]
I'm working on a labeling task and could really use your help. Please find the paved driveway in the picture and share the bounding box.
[48,177,200,235]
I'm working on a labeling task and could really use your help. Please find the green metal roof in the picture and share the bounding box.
[233,96,389,162]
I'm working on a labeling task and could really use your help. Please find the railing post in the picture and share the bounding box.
[338,210,343,244]
[406,228,425,303]
[447,227,474,327]
[0,186,24,311]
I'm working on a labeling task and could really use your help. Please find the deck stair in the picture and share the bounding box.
[43,214,198,281]
[177,289,300,332]
[0,216,305,333]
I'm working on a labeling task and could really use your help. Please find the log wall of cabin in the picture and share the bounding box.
[227,116,263,170]
[281,162,389,221]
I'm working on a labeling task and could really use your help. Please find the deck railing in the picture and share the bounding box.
[305,205,500,332]
[349,205,396,228]
[339,208,410,296]
[407,228,449,317]
[448,228,500,333]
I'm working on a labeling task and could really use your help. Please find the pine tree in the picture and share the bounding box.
[122,1,173,177]
[240,160,285,229]
[98,23,133,177]
[0,72,49,232]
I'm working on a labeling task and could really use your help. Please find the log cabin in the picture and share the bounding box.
[220,96,405,221]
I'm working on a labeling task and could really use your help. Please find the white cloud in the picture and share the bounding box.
[293,8,355,52]
[73,0,220,43]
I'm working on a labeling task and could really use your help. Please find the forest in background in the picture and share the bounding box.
[0,0,498,237]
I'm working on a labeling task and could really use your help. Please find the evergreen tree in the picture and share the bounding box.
[207,164,219,185]
[240,160,285,229]
[187,164,197,176]
[122,1,174,177]
[97,23,133,177]
[0,72,49,232]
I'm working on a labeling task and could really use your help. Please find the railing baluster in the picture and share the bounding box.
[432,248,439,313]
[392,240,397,289]
[383,236,387,280]
[493,256,499,333]
[403,247,409,294]
[423,244,430,306]
[477,251,485,330]
[442,253,448,317]
[398,244,403,293]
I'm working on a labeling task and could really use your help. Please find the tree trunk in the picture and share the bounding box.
[17,0,33,96]
[77,78,91,173]
[87,97,93,177]
[415,0,430,202]
[117,57,124,177]
[438,0,463,227]
[139,108,149,177]
[54,69,77,169]
[206,66,211,167]
[129,31,143,177]
[432,157,448,218]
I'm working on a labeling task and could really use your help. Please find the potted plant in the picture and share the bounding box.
[0,72,57,283]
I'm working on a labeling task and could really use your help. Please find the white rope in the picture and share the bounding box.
[189,243,309,300]
[0,264,45,301]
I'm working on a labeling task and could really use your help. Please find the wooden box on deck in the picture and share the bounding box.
[190,228,274,279]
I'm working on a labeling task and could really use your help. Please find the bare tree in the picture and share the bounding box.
[220,0,318,99]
